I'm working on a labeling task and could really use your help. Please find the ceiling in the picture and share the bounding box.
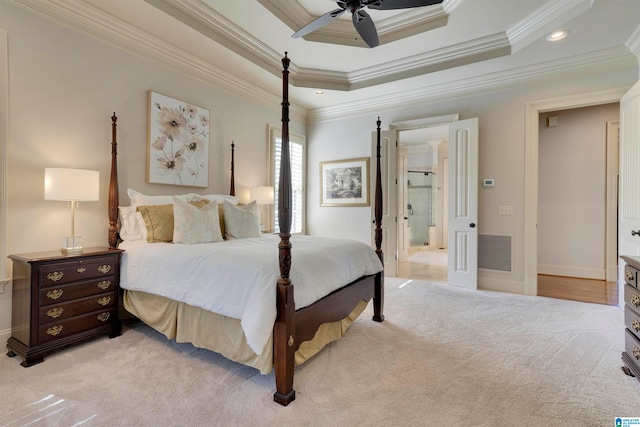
[11,0,640,126]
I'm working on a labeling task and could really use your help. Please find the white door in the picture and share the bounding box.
[372,129,398,276]
[397,148,409,262]
[447,118,479,289]
[619,80,640,306]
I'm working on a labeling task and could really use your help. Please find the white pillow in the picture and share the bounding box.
[127,188,175,208]
[118,206,144,241]
[173,197,223,244]
[223,200,261,239]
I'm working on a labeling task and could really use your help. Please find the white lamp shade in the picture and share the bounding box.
[44,168,100,201]
[250,186,274,205]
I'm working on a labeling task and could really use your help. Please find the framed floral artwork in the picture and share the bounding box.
[147,91,209,187]
[320,157,370,207]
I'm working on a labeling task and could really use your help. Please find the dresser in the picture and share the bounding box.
[6,247,124,367]
[622,255,640,380]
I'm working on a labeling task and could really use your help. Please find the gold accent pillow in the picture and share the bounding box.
[137,200,208,243]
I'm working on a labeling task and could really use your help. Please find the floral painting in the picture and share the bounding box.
[147,91,209,187]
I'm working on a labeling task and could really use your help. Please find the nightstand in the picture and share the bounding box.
[6,247,124,367]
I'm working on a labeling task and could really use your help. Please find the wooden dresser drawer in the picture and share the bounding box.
[625,264,638,288]
[38,308,117,343]
[39,277,116,306]
[39,292,116,323]
[625,284,640,311]
[625,328,640,370]
[39,256,117,287]
[625,305,640,336]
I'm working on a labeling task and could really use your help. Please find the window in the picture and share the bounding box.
[269,127,305,234]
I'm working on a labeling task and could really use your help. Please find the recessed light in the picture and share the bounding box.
[547,30,570,42]
[314,90,324,95]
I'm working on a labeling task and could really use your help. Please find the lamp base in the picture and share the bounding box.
[60,236,83,255]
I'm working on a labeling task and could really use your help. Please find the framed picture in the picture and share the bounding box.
[147,91,209,187]
[320,157,370,207]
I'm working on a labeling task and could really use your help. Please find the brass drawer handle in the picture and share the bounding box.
[634,346,640,360]
[633,294,640,308]
[627,271,635,282]
[97,280,111,290]
[46,325,63,336]
[97,312,110,322]
[77,267,86,273]
[46,289,64,300]
[634,319,640,333]
[47,272,64,282]
[97,296,112,306]
[46,307,64,318]
[98,265,112,274]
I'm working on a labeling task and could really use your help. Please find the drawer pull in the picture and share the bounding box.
[97,312,110,322]
[633,295,640,308]
[46,308,64,319]
[47,272,64,282]
[98,265,112,274]
[627,271,635,282]
[634,346,640,360]
[46,289,64,300]
[97,280,111,290]
[77,267,86,273]
[634,319,640,333]
[46,325,63,336]
[97,296,112,306]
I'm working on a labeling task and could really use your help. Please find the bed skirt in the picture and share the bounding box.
[123,290,368,374]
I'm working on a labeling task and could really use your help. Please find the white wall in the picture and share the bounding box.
[538,104,619,279]
[307,70,638,294]
[0,2,304,339]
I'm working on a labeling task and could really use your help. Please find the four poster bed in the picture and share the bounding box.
[107,54,386,406]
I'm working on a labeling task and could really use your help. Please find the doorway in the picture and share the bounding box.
[396,126,448,283]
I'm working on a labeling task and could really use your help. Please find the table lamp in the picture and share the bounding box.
[250,186,274,233]
[44,168,99,254]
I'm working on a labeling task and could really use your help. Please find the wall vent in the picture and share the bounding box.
[478,235,511,272]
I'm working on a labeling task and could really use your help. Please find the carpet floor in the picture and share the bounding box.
[1,277,639,426]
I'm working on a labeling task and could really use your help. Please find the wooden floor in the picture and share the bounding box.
[537,274,618,306]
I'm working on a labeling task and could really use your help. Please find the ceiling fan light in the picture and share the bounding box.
[546,30,570,42]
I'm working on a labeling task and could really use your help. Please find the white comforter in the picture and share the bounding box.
[119,235,383,355]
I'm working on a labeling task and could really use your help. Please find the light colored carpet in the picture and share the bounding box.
[1,278,639,426]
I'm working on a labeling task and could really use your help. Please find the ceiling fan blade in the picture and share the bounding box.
[367,0,443,10]
[352,10,379,48]
[292,8,346,38]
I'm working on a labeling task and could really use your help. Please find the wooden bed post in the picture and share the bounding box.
[373,117,385,322]
[273,52,296,406]
[108,113,119,249]
[229,141,235,196]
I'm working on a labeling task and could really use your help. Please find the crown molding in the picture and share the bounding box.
[7,0,307,122]
[307,46,637,122]
[626,24,640,60]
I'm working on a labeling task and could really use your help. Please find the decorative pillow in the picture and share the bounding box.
[223,200,261,239]
[118,206,144,241]
[173,197,223,244]
[137,200,208,243]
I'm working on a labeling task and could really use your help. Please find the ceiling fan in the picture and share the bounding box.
[292,0,444,48]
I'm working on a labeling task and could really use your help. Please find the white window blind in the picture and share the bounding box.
[271,130,305,234]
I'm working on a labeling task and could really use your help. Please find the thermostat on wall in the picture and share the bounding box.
[482,179,495,187]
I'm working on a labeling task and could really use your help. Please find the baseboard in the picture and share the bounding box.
[537,264,605,280]
[478,275,524,294]
[0,328,10,348]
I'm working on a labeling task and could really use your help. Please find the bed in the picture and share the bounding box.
[107,53,386,406]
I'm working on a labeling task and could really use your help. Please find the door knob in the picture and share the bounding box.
[470,223,476,228]
[632,230,640,236]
